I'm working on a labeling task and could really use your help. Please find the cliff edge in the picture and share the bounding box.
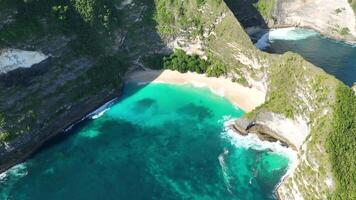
[270,0,356,42]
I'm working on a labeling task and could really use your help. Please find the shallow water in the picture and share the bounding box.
[0,83,291,200]
[255,28,356,86]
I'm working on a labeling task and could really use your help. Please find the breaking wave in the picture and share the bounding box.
[255,27,319,49]
[87,98,117,119]
[0,163,28,183]
[221,119,297,170]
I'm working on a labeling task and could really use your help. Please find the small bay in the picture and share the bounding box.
[0,83,291,200]
[255,28,356,86]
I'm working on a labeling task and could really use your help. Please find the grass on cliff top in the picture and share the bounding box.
[349,0,356,14]
[154,0,223,36]
[326,83,356,199]
[253,0,275,20]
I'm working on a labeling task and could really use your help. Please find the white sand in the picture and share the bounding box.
[126,70,265,112]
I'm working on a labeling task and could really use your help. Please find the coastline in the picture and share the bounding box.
[268,24,356,45]
[1,68,298,199]
[126,69,266,112]
[0,88,122,174]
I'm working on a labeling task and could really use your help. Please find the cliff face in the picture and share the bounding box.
[0,0,168,173]
[152,1,355,199]
[271,0,356,42]
[0,0,355,199]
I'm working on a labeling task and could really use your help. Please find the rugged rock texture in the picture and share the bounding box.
[271,0,356,42]
[0,0,355,199]
[0,0,168,173]
[152,1,354,199]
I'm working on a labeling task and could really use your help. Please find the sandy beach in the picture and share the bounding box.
[126,69,265,112]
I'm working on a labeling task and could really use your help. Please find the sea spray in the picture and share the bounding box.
[221,119,297,173]
[0,163,29,199]
[0,163,28,183]
[87,98,117,119]
[255,28,319,49]
[0,83,288,199]
[218,148,233,193]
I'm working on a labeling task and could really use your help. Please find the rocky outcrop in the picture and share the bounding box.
[232,115,294,149]
[0,86,121,174]
[271,0,356,42]
[0,1,354,199]
[232,110,310,151]
[0,0,167,173]
[0,49,48,74]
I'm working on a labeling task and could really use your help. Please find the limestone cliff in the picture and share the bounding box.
[152,1,355,199]
[271,0,356,42]
[0,0,355,199]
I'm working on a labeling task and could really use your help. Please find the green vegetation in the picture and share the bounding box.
[142,54,166,70]
[335,8,343,14]
[71,0,96,23]
[0,114,9,141]
[154,0,175,34]
[0,0,118,52]
[0,1,355,199]
[348,0,356,14]
[253,0,275,19]
[162,49,227,77]
[163,49,209,73]
[264,55,300,118]
[327,83,356,200]
[154,0,213,36]
[340,27,350,36]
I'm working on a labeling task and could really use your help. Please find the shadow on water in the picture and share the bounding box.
[0,0,166,166]
[224,0,356,85]
[224,0,269,42]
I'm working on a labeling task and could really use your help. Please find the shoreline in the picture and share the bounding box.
[0,89,121,174]
[1,69,296,199]
[126,69,266,112]
[268,24,356,45]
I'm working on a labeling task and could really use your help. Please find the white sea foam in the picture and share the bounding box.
[190,81,207,88]
[87,98,117,119]
[221,119,298,169]
[218,148,232,193]
[255,28,319,49]
[0,163,28,183]
[255,32,271,50]
[0,163,29,200]
[210,87,225,97]
[137,81,149,86]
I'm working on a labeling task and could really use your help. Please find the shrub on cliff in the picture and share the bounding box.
[327,83,356,199]
[0,115,9,142]
[162,49,228,77]
[163,49,209,74]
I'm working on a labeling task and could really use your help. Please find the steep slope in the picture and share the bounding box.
[269,0,356,42]
[0,0,167,171]
[152,0,355,199]
[0,0,355,199]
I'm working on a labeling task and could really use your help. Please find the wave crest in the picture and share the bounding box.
[255,28,319,49]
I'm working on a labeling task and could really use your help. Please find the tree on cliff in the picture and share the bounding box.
[0,115,9,142]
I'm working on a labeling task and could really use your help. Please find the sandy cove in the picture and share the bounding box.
[126,69,265,112]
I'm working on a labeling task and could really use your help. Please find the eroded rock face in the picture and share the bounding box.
[0,49,48,74]
[272,0,356,42]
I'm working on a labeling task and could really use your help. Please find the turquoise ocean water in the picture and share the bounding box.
[0,83,291,200]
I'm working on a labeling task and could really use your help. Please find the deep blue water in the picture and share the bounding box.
[256,28,356,86]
